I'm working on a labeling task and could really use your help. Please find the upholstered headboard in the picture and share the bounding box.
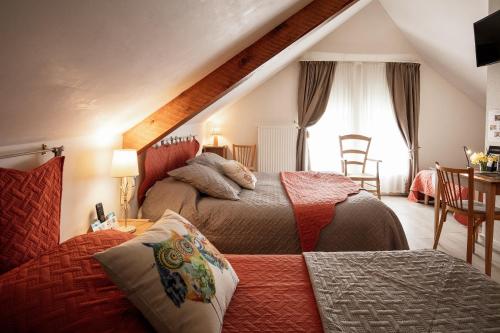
[137,138,200,205]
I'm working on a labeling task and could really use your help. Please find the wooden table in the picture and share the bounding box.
[202,145,227,158]
[118,219,153,236]
[434,172,499,276]
[87,219,153,236]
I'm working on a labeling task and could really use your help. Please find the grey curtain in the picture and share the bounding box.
[296,61,336,171]
[386,62,420,192]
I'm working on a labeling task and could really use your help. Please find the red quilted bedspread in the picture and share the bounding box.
[223,255,322,333]
[408,170,468,226]
[408,170,436,203]
[0,231,322,332]
[281,171,360,251]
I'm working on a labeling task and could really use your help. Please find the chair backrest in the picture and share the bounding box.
[233,144,256,169]
[435,162,474,214]
[339,134,371,175]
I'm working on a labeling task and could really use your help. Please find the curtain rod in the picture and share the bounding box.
[300,52,420,63]
[0,144,64,160]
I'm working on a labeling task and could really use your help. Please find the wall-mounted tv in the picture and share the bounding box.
[474,9,500,67]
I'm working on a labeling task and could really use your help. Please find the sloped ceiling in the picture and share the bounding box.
[1,0,488,148]
[379,0,488,107]
[0,0,311,146]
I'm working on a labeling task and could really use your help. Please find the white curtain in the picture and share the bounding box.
[308,62,408,194]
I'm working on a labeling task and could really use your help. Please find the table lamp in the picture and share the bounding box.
[211,127,221,146]
[111,149,139,233]
[464,146,472,167]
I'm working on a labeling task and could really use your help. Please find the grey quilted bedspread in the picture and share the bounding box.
[304,250,500,332]
[140,172,409,254]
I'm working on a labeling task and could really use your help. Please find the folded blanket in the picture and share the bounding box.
[304,250,500,332]
[280,172,359,251]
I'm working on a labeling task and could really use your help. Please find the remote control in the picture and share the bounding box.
[96,203,106,222]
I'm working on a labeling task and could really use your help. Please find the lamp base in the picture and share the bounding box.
[114,224,136,233]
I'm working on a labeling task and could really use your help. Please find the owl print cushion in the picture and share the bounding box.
[221,160,257,190]
[94,210,239,333]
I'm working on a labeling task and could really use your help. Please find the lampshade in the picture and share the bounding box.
[210,127,222,136]
[111,149,139,177]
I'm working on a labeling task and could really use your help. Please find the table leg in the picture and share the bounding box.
[434,179,441,240]
[484,184,495,276]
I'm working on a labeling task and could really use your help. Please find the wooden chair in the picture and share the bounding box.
[434,162,500,265]
[339,134,381,199]
[233,144,256,171]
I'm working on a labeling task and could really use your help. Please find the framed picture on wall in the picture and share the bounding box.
[487,109,500,142]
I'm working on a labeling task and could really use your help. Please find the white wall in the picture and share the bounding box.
[206,63,299,158]
[0,135,121,241]
[484,0,500,249]
[205,0,485,170]
[486,0,500,150]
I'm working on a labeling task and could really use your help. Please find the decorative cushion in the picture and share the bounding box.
[0,156,64,273]
[0,231,152,333]
[221,160,257,190]
[94,210,239,333]
[169,163,240,200]
[187,152,227,173]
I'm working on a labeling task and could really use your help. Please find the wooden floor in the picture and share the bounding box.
[382,196,500,283]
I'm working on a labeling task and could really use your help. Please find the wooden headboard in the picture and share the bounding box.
[137,137,199,205]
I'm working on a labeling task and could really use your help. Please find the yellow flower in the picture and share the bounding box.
[488,155,498,163]
[470,152,488,165]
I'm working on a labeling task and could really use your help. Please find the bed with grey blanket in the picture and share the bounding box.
[304,250,500,332]
[140,172,409,254]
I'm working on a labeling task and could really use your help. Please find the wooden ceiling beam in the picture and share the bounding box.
[123,0,358,153]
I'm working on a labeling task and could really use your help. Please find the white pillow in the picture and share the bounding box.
[221,160,257,190]
[94,210,239,333]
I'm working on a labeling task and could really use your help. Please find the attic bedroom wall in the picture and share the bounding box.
[205,0,485,170]
[485,0,500,248]
[486,0,500,149]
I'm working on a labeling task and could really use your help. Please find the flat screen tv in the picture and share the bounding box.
[474,9,500,67]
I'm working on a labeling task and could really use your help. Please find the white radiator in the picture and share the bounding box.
[257,125,297,172]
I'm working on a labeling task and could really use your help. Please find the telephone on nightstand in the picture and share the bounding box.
[90,203,118,232]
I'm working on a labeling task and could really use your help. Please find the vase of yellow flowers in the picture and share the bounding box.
[470,152,498,172]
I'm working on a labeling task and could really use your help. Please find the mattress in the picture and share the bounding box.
[140,173,409,254]
[0,231,321,333]
[2,232,498,332]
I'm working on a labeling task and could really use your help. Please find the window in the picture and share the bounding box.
[308,62,408,194]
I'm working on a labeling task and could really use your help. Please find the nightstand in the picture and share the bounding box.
[202,145,227,158]
[118,219,154,235]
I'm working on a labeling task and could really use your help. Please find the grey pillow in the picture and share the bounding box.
[186,152,241,193]
[169,164,240,200]
[187,152,227,173]
[141,177,199,221]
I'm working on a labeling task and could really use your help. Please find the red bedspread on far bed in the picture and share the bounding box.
[0,231,322,333]
[408,169,468,226]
